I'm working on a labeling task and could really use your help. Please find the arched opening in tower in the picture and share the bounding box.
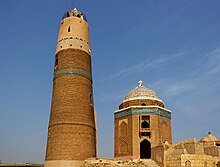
[140,139,151,159]
[141,103,146,106]
[217,161,220,167]
[141,121,150,128]
[185,160,191,167]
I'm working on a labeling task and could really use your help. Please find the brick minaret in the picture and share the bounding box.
[45,8,96,167]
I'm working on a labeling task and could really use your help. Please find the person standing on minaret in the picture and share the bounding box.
[45,8,96,167]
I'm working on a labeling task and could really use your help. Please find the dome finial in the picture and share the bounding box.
[138,80,143,87]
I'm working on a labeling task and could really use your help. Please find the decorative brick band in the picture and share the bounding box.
[49,122,96,129]
[56,37,91,55]
[53,67,92,81]
[114,107,171,119]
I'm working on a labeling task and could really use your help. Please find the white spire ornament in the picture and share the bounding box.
[138,80,143,87]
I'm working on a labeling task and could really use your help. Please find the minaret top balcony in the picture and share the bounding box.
[62,8,87,22]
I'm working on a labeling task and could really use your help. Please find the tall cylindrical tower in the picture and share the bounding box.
[45,8,96,167]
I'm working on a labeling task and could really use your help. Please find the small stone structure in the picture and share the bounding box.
[151,133,220,167]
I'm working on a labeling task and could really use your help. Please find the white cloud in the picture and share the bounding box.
[155,47,220,98]
[202,48,220,76]
[97,47,220,120]
[152,47,220,119]
[100,52,185,81]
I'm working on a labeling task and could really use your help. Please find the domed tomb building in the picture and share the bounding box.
[114,81,172,160]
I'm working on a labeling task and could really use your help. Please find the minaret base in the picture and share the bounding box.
[44,160,84,167]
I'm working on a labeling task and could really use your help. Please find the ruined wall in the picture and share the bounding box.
[83,158,160,167]
[166,154,219,167]
[166,154,182,167]
[152,145,165,167]
[180,154,219,167]
[165,139,220,167]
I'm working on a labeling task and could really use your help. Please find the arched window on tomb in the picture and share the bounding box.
[185,160,191,167]
[68,26,71,32]
[140,139,151,159]
[141,121,150,128]
[119,121,127,138]
[141,103,146,106]
[119,141,128,155]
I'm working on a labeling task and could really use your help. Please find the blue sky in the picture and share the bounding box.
[0,0,220,164]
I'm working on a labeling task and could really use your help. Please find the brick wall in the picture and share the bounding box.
[45,49,96,161]
[119,99,164,109]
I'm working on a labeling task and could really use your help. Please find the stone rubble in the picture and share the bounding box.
[83,158,160,167]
